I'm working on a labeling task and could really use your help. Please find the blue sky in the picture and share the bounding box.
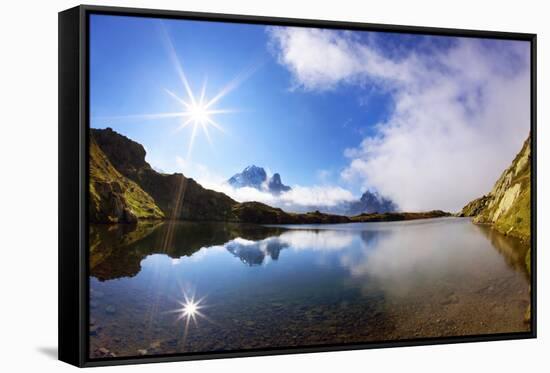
[90,15,384,192]
[90,14,530,212]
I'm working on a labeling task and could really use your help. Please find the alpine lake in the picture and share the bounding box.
[89,217,531,358]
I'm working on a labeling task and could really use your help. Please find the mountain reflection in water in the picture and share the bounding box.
[89,218,530,358]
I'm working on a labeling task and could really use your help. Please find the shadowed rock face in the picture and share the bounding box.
[460,135,531,243]
[89,138,164,223]
[268,173,291,194]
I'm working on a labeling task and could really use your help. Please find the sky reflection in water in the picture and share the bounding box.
[89,218,530,358]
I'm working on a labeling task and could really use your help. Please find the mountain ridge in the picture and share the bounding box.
[90,128,450,225]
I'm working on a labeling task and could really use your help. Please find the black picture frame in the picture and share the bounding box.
[59,4,537,367]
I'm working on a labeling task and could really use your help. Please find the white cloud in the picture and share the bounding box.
[210,182,355,212]
[268,27,531,212]
[278,230,354,251]
[267,28,416,91]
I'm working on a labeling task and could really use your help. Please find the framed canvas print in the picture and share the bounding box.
[58,5,537,367]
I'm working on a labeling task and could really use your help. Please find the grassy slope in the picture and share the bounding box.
[89,139,164,223]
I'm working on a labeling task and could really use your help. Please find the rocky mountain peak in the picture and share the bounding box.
[228,165,267,189]
[268,173,291,194]
[228,165,291,194]
[347,190,398,215]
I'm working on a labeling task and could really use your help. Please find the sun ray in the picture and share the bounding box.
[165,88,191,109]
[204,108,241,115]
[93,112,189,122]
[205,117,226,134]
[200,122,213,146]
[175,117,194,133]
[112,24,262,160]
[98,25,259,160]
[186,121,199,159]
[167,290,213,349]
[159,22,197,106]
[199,78,208,106]
[204,60,263,109]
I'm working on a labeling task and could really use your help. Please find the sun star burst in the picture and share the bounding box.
[165,288,218,349]
[92,24,260,161]
[175,294,206,324]
[165,79,232,159]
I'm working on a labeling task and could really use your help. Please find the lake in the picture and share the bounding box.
[89,217,530,358]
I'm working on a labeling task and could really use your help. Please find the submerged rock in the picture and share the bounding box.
[93,347,116,358]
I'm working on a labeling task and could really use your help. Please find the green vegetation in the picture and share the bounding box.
[89,221,163,273]
[460,195,491,217]
[89,139,164,223]
[461,136,531,243]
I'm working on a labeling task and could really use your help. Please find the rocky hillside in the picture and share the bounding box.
[89,138,164,223]
[460,135,531,243]
[92,128,238,221]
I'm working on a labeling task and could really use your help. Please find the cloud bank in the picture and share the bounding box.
[210,183,356,212]
[268,27,530,212]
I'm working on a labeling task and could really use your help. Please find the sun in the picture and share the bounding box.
[93,24,259,160]
[188,102,209,125]
[158,23,262,160]
[165,289,216,348]
[169,290,207,326]
[165,77,232,159]
[182,299,199,317]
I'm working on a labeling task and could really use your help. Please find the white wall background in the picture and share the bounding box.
[0,0,546,371]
